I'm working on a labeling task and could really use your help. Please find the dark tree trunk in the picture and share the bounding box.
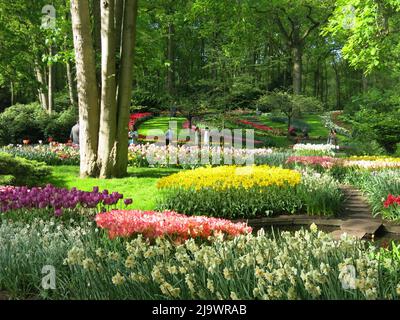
[292,45,303,95]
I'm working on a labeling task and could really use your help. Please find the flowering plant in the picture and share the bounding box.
[293,143,337,156]
[343,156,400,170]
[95,210,252,242]
[286,156,338,169]
[381,194,400,220]
[128,144,274,168]
[129,112,152,127]
[237,119,273,131]
[0,185,132,218]
[1,144,80,165]
[157,165,301,191]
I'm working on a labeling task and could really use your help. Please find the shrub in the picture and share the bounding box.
[0,152,51,187]
[0,103,78,145]
[44,107,78,143]
[0,103,49,145]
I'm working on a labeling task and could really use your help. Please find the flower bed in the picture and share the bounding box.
[1,143,80,166]
[343,156,400,170]
[157,165,342,218]
[2,218,400,300]
[237,119,273,131]
[0,185,132,218]
[129,112,152,127]
[128,144,274,168]
[95,210,252,242]
[286,156,338,169]
[293,143,337,156]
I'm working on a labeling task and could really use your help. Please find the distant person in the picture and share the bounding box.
[70,121,79,145]
[289,126,297,137]
[128,125,139,146]
[302,128,309,141]
[194,127,200,148]
[166,128,173,146]
[203,127,210,147]
[327,129,337,146]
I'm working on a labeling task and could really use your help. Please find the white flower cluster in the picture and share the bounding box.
[321,111,351,137]
[128,144,274,167]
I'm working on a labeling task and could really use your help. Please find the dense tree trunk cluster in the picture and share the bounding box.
[71,0,139,178]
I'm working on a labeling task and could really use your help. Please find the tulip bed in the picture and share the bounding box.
[157,165,343,218]
[95,210,252,242]
[0,185,133,221]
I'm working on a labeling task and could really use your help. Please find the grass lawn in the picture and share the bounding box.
[138,116,186,137]
[47,166,181,211]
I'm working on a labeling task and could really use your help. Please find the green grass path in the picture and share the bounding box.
[138,116,186,137]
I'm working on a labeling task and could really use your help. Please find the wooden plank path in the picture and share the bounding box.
[330,186,382,240]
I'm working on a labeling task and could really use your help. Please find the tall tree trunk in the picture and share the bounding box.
[10,81,14,106]
[114,0,139,177]
[66,60,78,107]
[35,62,49,111]
[48,47,55,114]
[362,72,368,92]
[292,45,302,95]
[332,58,341,109]
[98,0,117,178]
[166,23,175,96]
[115,0,124,52]
[70,0,100,178]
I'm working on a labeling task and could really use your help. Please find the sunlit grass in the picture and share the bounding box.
[47,166,181,211]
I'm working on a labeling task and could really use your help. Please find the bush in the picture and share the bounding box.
[0,103,49,145]
[0,103,78,145]
[0,152,51,187]
[45,107,78,143]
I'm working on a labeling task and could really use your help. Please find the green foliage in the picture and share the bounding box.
[0,103,49,145]
[45,107,78,143]
[257,92,323,123]
[0,103,77,145]
[0,152,51,187]
[348,108,400,154]
[346,170,400,221]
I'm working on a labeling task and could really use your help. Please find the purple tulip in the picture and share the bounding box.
[124,198,133,206]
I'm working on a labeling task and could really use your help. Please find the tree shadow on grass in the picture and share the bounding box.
[45,173,70,189]
[127,168,181,179]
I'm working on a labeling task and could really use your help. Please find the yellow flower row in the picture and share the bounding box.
[347,156,400,162]
[157,165,301,191]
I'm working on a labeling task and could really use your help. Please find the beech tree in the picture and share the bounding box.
[70,0,139,178]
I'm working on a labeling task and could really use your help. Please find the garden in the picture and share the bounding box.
[1,0,400,303]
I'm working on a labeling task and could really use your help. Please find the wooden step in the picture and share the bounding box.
[341,219,382,235]
[330,229,366,240]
